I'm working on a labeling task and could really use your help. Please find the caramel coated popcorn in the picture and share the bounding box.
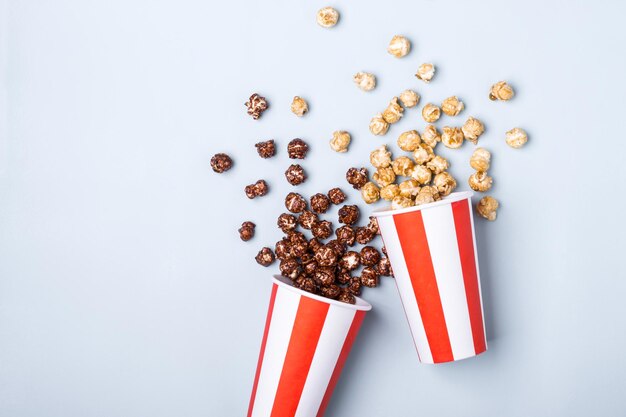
[477,196,499,221]
[330,130,351,153]
[462,117,485,144]
[433,172,457,196]
[382,97,404,124]
[468,171,493,192]
[353,72,376,91]
[290,96,309,117]
[372,166,396,187]
[426,155,449,174]
[370,145,392,168]
[387,35,411,58]
[397,130,421,152]
[369,113,390,136]
[392,156,415,177]
[399,90,420,108]
[391,195,414,210]
[421,125,441,148]
[441,96,464,117]
[470,148,491,172]
[361,182,380,204]
[505,127,528,149]
[413,143,434,165]
[316,7,339,28]
[489,81,515,101]
[441,126,464,149]
[410,164,432,185]
[416,63,435,83]
[422,103,441,123]
[398,179,420,198]
[380,184,400,201]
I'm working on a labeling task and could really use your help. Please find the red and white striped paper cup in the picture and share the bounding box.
[247,275,371,417]
[373,191,487,364]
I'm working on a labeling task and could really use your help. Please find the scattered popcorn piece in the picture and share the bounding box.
[410,164,432,185]
[489,81,514,101]
[391,156,415,177]
[441,126,464,149]
[329,130,351,152]
[470,148,491,171]
[433,172,457,196]
[370,145,392,168]
[415,186,440,205]
[245,93,269,120]
[397,130,421,152]
[361,182,381,204]
[387,35,411,58]
[317,7,339,28]
[398,179,420,198]
[505,127,528,149]
[462,117,485,144]
[290,96,308,117]
[399,90,420,108]
[353,72,376,91]
[372,166,396,187]
[383,97,404,124]
[477,196,499,221]
[413,143,434,165]
[441,96,464,117]
[380,184,400,201]
[422,103,441,123]
[426,155,449,174]
[392,195,414,210]
[468,171,493,192]
[369,113,390,136]
[416,63,435,83]
[421,125,441,148]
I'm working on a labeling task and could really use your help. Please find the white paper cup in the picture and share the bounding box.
[247,275,372,417]
[373,191,487,364]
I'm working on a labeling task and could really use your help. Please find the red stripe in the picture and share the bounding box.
[316,310,365,417]
[270,297,330,417]
[452,199,487,355]
[247,284,279,417]
[393,210,454,363]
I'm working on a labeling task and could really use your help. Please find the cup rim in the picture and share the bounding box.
[371,191,474,218]
[272,275,372,311]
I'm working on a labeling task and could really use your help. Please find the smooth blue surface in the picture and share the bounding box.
[1,1,626,416]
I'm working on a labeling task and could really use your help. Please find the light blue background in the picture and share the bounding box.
[2,1,626,416]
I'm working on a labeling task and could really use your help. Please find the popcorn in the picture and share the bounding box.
[347,276,362,295]
[380,184,400,201]
[255,140,276,158]
[238,221,255,241]
[338,204,360,225]
[285,192,307,213]
[310,193,331,214]
[360,246,381,266]
[505,127,528,149]
[397,130,421,152]
[353,72,376,91]
[392,156,415,177]
[337,289,356,304]
[416,63,435,83]
[387,35,411,58]
[327,188,346,205]
[255,247,275,266]
[245,180,269,199]
[421,125,441,148]
[414,185,440,205]
[477,196,499,221]
[285,164,306,185]
[277,213,297,233]
[280,258,300,279]
[398,179,420,198]
[274,239,291,260]
[369,112,390,136]
[470,148,491,171]
[399,89,420,108]
[361,182,380,204]
[422,103,441,123]
[372,166,396,187]
[461,117,485,145]
[441,126,465,149]
[339,251,360,271]
[410,164,432,185]
[370,145,392,168]
[382,97,404,124]
[433,172,457,196]
[468,171,493,192]
[413,143,434,165]
[441,96,464,116]
[290,96,309,117]
[298,210,318,230]
[426,155,449,174]
[329,130,351,153]
[316,7,339,28]
[210,153,233,173]
[489,81,515,101]
[315,245,338,267]
[335,225,356,246]
[360,267,380,287]
[312,220,333,240]
[319,284,341,299]
[346,167,368,189]
[355,227,375,245]
[287,138,309,159]
[391,195,414,210]
[245,93,269,120]
[377,257,393,277]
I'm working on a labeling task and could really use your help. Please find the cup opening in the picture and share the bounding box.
[371,191,474,218]
[272,275,372,311]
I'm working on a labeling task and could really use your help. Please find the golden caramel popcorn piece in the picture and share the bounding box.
[380,184,400,201]
[382,97,404,124]
[387,35,411,58]
[505,127,528,149]
[372,166,396,187]
[361,182,380,204]
[416,63,435,83]
[329,131,351,153]
[441,126,464,149]
[290,96,308,117]
[369,113,389,136]
[398,179,420,198]
[392,195,414,210]
[422,103,441,123]
[421,125,441,148]
[317,7,339,28]
[415,186,440,205]
[441,96,464,117]
[468,171,493,192]
[413,143,434,165]
[399,90,420,108]
[397,130,421,152]
[392,156,415,177]
[370,145,392,168]
[489,81,514,101]
[354,72,376,91]
[470,148,491,171]
[433,172,457,196]
[477,196,499,221]
[462,117,485,144]
[426,155,449,174]
[410,164,432,185]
